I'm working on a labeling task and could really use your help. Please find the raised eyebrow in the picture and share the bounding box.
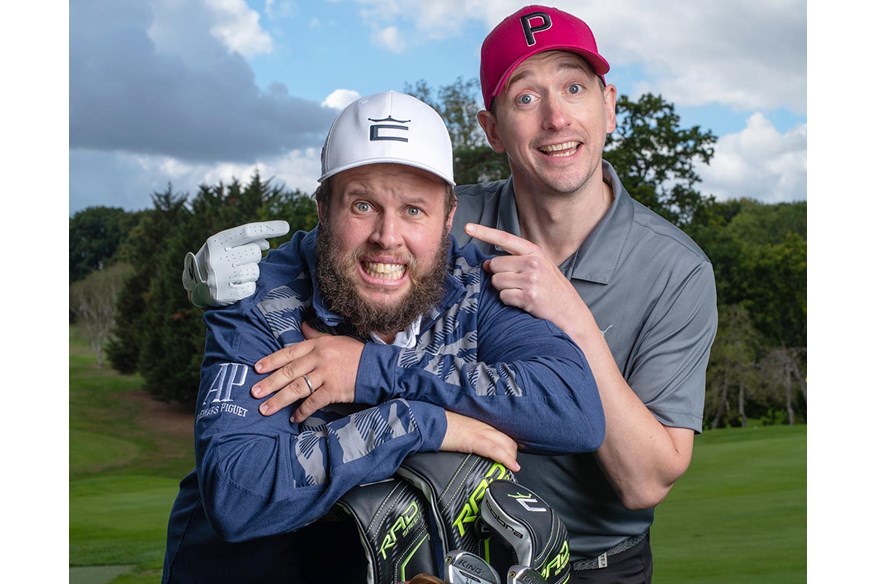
[507,58,592,91]
[505,67,534,93]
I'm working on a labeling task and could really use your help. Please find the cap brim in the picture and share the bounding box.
[319,158,455,187]
[489,46,610,107]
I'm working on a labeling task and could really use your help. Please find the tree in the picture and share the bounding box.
[694,199,807,349]
[69,262,133,367]
[760,346,807,425]
[69,206,141,282]
[106,188,189,375]
[705,304,762,428]
[406,78,509,185]
[604,93,717,227]
[107,175,316,406]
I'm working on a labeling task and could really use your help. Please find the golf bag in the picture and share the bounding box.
[335,453,569,584]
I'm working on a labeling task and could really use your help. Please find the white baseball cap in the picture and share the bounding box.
[319,90,455,186]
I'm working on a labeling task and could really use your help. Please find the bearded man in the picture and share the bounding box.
[162,91,604,583]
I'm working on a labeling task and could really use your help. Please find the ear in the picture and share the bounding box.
[317,199,327,224]
[446,199,457,232]
[603,83,618,134]
[477,110,506,153]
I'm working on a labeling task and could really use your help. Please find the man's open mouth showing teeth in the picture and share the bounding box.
[539,141,579,157]
[364,262,406,280]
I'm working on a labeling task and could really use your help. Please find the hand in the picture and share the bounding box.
[464,223,580,325]
[182,220,290,307]
[442,411,520,472]
[252,323,364,421]
[405,575,446,584]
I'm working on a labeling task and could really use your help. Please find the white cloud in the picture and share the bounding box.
[350,0,806,113]
[322,89,362,109]
[204,0,273,56]
[71,0,336,163]
[594,0,806,113]
[185,146,322,199]
[373,25,405,52]
[698,113,807,203]
[70,147,323,214]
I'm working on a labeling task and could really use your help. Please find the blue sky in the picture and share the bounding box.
[67,0,808,215]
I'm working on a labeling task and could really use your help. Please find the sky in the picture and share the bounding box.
[67,0,809,215]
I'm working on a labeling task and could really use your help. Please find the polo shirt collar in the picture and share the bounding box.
[495,160,634,285]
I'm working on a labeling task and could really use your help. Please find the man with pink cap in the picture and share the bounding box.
[186,6,718,582]
[456,7,717,581]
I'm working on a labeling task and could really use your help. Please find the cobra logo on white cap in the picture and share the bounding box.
[368,116,411,142]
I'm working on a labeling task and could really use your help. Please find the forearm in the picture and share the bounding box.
[357,325,604,454]
[198,398,447,541]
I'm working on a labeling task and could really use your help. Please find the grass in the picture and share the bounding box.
[70,326,195,584]
[69,326,806,583]
[651,425,806,582]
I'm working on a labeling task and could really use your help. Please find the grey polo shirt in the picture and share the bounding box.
[452,160,718,559]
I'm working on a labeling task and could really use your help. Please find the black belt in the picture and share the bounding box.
[572,532,648,571]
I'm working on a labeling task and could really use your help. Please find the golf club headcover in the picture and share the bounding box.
[480,480,570,584]
[396,452,516,570]
[335,477,439,584]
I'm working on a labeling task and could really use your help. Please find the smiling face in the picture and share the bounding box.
[315,163,456,338]
[478,50,617,200]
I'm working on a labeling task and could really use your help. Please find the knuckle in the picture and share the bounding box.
[523,256,540,271]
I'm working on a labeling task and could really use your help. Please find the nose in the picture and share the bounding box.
[541,92,571,131]
[368,213,402,249]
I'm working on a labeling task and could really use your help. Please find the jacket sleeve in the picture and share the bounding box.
[354,279,605,454]
[195,304,447,543]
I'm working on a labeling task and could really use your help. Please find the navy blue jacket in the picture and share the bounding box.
[162,229,604,582]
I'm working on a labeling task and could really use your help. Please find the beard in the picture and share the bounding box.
[315,223,450,339]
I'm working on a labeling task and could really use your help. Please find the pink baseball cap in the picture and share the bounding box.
[480,5,610,110]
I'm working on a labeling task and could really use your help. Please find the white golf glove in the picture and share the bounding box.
[182,220,290,308]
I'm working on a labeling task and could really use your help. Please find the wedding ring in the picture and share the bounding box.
[302,374,315,396]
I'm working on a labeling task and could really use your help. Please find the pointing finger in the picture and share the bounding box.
[464,223,537,256]
[213,221,290,249]
[242,220,290,242]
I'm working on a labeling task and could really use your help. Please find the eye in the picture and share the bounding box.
[516,93,535,106]
[568,83,583,95]
[353,201,372,213]
[406,207,422,217]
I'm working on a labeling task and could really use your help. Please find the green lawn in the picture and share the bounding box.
[69,326,806,582]
[70,326,195,584]
[651,425,806,582]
